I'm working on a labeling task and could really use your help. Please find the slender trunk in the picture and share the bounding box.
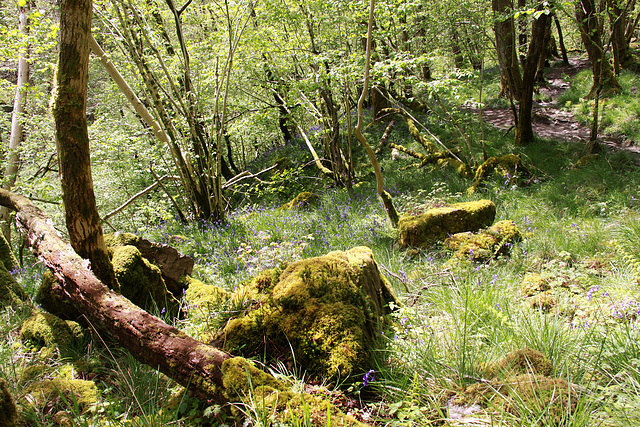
[493,0,523,101]
[52,0,118,290]
[554,14,569,64]
[576,0,621,95]
[1,2,30,244]
[515,10,552,145]
[355,0,399,228]
[608,0,629,74]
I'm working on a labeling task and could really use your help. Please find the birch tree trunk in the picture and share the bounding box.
[0,1,31,244]
[51,0,118,290]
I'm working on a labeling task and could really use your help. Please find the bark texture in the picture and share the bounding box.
[516,11,552,145]
[0,189,232,399]
[52,0,117,290]
[493,0,523,101]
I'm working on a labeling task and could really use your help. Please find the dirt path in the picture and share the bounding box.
[477,58,640,160]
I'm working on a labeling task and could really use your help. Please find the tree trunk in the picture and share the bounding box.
[554,14,569,64]
[493,0,523,101]
[52,0,118,290]
[576,0,621,96]
[0,189,234,398]
[515,10,552,145]
[608,0,630,74]
[0,1,30,245]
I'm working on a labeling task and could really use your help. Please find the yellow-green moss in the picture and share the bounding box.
[281,192,319,210]
[111,245,180,317]
[529,291,557,312]
[220,357,363,426]
[445,220,523,266]
[398,200,496,248]
[0,232,18,272]
[103,232,141,249]
[485,348,553,379]
[460,374,577,423]
[520,273,551,297]
[184,276,229,310]
[20,311,85,357]
[23,377,98,412]
[0,378,18,427]
[0,259,26,307]
[467,154,526,194]
[219,247,396,380]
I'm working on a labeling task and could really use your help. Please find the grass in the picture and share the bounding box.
[2,66,640,426]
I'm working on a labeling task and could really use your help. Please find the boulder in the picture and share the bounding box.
[0,378,18,427]
[20,311,85,358]
[398,200,496,248]
[104,232,194,295]
[444,220,522,266]
[217,246,397,380]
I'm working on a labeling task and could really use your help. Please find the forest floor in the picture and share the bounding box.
[476,57,640,161]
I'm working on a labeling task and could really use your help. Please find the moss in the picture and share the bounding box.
[529,291,557,312]
[103,232,141,249]
[20,311,85,357]
[0,259,26,307]
[445,220,523,266]
[219,247,396,380]
[520,273,551,297]
[398,200,496,248]
[0,232,19,272]
[23,377,98,412]
[36,270,82,320]
[221,357,363,426]
[184,276,229,309]
[461,374,577,423]
[0,378,18,427]
[111,245,181,317]
[467,154,529,194]
[485,348,553,379]
[281,192,319,210]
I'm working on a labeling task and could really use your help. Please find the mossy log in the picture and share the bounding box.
[379,108,471,179]
[0,189,366,425]
[467,154,530,194]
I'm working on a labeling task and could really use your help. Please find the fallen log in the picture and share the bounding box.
[0,189,231,399]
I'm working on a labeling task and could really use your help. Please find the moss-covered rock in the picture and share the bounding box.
[218,247,397,380]
[529,291,557,312]
[398,200,496,248]
[520,273,551,297]
[281,191,320,210]
[467,154,530,194]
[0,378,19,427]
[485,348,553,379]
[23,376,98,413]
[20,311,85,358]
[0,232,19,272]
[111,245,181,317]
[444,220,523,266]
[36,270,82,320]
[220,357,363,426]
[105,232,194,296]
[0,259,26,307]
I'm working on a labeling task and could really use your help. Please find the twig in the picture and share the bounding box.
[102,175,180,221]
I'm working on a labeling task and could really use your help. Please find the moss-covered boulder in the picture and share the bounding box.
[0,378,19,427]
[105,232,194,295]
[111,245,181,317]
[0,259,26,307]
[455,349,576,424]
[281,191,320,210]
[398,200,496,248]
[484,348,553,379]
[520,273,551,297]
[20,311,85,358]
[218,247,397,380]
[444,220,522,266]
[0,232,19,272]
[23,368,98,414]
[220,357,363,426]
